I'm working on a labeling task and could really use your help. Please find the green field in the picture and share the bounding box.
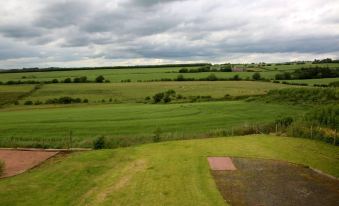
[19,81,303,103]
[283,77,339,85]
[0,135,338,206]
[0,85,35,105]
[0,101,305,148]
[0,68,280,82]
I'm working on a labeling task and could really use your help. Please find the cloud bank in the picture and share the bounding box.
[0,0,338,68]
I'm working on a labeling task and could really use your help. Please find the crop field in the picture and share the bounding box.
[20,81,303,103]
[0,101,305,148]
[2,63,337,83]
[0,135,338,205]
[0,85,35,105]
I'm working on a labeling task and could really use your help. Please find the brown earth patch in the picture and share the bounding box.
[208,157,236,171]
[211,157,339,206]
[0,149,58,178]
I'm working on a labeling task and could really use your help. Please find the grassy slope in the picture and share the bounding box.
[0,101,305,147]
[0,135,338,206]
[22,81,302,103]
[0,85,35,105]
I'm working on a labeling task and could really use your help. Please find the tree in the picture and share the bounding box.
[206,73,218,81]
[176,74,185,81]
[64,78,71,83]
[96,75,105,83]
[153,92,165,103]
[252,72,261,80]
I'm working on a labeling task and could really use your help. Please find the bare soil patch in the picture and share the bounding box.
[208,157,237,171]
[0,149,58,178]
[210,157,339,206]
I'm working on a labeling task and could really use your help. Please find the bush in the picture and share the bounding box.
[252,72,261,80]
[153,128,162,142]
[0,160,4,176]
[52,79,59,83]
[329,81,339,87]
[64,78,72,83]
[153,92,165,103]
[24,100,33,105]
[206,73,218,81]
[93,136,106,149]
[96,75,105,83]
[176,74,185,81]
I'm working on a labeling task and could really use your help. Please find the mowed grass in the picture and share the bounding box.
[0,101,305,147]
[22,81,302,103]
[0,85,35,105]
[0,135,338,206]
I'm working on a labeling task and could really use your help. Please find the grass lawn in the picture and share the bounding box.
[0,101,305,148]
[0,135,338,205]
[21,81,303,103]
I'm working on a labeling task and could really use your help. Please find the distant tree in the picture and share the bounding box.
[252,72,261,80]
[176,74,185,81]
[64,78,72,83]
[52,79,59,83]
[96,75,105,83]
[206,73,218,81]
[153,92,165,103]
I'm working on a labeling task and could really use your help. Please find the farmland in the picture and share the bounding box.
[0,101,305,148]
[18,81,302,104]
[0,63,338,205]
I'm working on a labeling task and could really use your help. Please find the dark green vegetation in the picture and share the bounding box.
[254,87,339,105]
[0,135,338,205]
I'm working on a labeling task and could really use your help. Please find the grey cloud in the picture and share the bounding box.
[0,0,338,67]
[34,1,90,29]
[0,25,42,39]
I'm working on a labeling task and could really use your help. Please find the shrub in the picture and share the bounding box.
[252,72,261,80]
[64,78,72,83]
[176,74,185,81]
[83,98,89,103]
[153,92,165,103]
[329,81,339,87]
[93,136,106,149]
[52,79,59,83]
[179,68,188,73]
[96,75,105,83]
[206,73,218,81]
[0,160,4,176]
[153,128,162,142]
[24,100,33,105]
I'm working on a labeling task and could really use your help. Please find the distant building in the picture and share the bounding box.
[232,67,246,72]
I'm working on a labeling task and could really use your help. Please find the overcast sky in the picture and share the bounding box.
[0,0,339,68]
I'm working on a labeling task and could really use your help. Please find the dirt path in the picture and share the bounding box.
[210,157,339,206]
[0,149,58,178]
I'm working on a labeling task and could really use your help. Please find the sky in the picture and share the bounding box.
[0,0,339,69]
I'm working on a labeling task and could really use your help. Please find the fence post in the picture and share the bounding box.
[275,123,278,134]
[69,130,73,150]
[310,125,313,139]
[334,129,337,145]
